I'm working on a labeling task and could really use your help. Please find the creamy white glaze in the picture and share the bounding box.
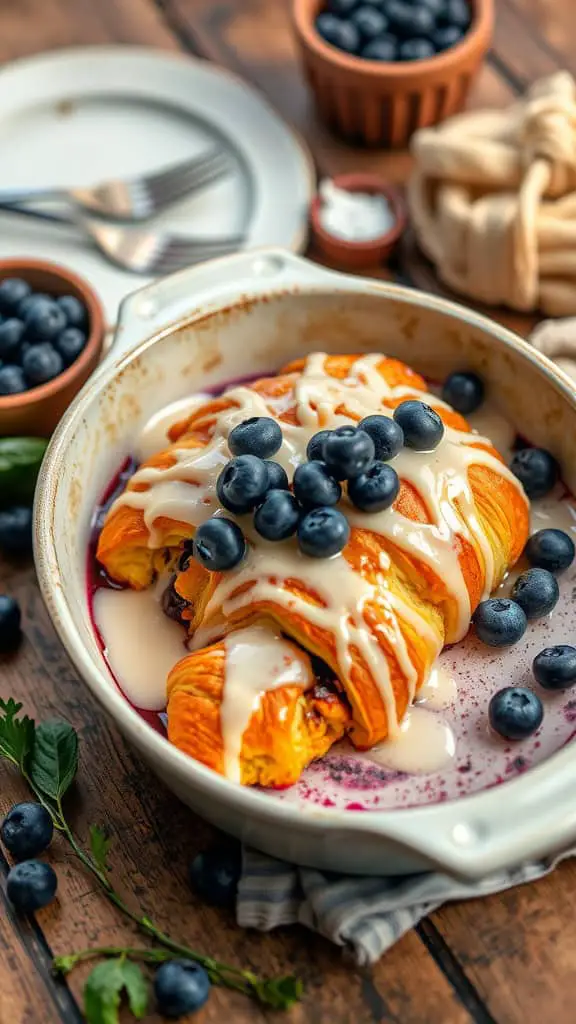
[136,394,212,461]
[221,625,313,783]
[93,580,186,711]
[109,353,527,749]
[361,706,456,775]
[416,665,458,710]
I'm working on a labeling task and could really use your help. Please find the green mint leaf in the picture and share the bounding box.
[84,959,148,1024]
[255,975,304,1009]
[90,825,112,874]
[30,719,78,802]
[0,698,35,771]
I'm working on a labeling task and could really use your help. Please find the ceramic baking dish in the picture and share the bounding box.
[34,249,576,878]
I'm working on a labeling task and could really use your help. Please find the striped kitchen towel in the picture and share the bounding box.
[237,846,572,965]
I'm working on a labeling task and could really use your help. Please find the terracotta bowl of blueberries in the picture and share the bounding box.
[292,0,494,147]
[0,259,106,437]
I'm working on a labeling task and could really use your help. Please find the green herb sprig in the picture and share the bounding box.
[0,699,303,1022]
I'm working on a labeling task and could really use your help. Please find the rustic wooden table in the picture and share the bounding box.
[2,1,576,1021]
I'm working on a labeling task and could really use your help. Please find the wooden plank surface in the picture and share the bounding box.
[1,0,574,1021]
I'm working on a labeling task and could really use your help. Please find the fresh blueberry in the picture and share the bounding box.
[472,598,527,647]
[254,490,301,541]
[324,426,375,480]
[489,687,543,741]
[315,12,361,52]
[533,645,576,691]
[18,293,50,321]
[217,455,269,514]
[6,860,58,912]
[54,327,87,366]
[0,278,31,317]
[56,295,88,330]
[22,343,64,386]
[293,461,342,508]
[433,24,463,49]
[192,518,246,571]
[154,960,211,1019]
[264,460,289,491]
[23,298,67,342]
[189,844,241,908]
[393,400,444,451]
[399,37,435,59]
[387,1,435,37]
[298,506,350,558]
[352,5,389,39]
[348,462,400,512]
[524,528,575,575]
[0,364,27,395]
[441,371,485,414]
[0,319,25,360]
[0,594,22,651]
[511,567,560,620]
[362,34,398,59]
[228,416,282,459]
[306,429,332,462]
[510,447,559,499]
[1,803,54,860]
[0,507,33,554]
[327,0,359,14]
[440,0,471,29]
[358,415,404,460]
[420,0,445,13]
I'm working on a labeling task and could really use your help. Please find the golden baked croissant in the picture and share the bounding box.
[97,352,530,781]
[166,624,350,788]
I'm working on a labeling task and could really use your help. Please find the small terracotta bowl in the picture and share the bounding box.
[292,0,494,148]
[0,259,106,437]
[310,172,407,269]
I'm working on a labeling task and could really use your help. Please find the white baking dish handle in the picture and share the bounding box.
[110,249,364,365]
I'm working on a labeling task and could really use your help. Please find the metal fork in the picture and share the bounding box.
[0,147,232,221]
[0,202,244,274]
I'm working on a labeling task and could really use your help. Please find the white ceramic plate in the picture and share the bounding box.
[0,46,314,323]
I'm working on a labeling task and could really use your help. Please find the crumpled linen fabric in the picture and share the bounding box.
[408,72,576,315]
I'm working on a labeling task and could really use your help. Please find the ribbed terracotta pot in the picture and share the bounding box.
[0,259,106,437]
[292,0,494,148]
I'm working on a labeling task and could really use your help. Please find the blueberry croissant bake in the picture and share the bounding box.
[96,353,530,786]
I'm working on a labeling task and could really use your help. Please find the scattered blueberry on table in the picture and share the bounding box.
[533,645,576,691]
[511,567,560,621]
[6,859,58,912]
[489,686,544,741]
[189,845,241,908]
[0,593,22,651]
[315,0,471,61]
[154,960,211,1019]
[0,278,89,395]
[0,506,33,554]
[1,802,54,860]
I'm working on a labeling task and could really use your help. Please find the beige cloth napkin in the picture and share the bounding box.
[409,72,576,316]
